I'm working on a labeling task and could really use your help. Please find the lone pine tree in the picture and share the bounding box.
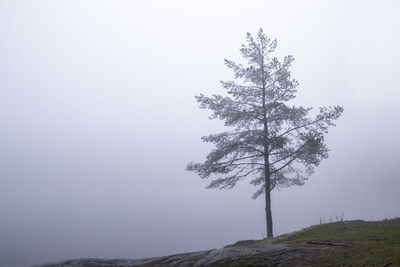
[186,29,343,238]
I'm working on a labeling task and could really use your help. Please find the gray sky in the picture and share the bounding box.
[1,1,400,266]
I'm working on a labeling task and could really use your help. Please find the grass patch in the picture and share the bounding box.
[261,218,400,266]
[226,218,400,265]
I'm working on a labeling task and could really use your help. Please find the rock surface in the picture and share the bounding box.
[36,242,336,266]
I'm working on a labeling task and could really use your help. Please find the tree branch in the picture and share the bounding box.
[276,118,324,139]
[269,141,308,166]
[270,154,298,175]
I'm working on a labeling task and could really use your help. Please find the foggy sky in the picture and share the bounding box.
[1,1,400,266]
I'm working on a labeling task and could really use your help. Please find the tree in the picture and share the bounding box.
[186,29,343,238]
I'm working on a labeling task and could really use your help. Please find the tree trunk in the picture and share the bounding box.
[264,152,273,238]
[262,101,273,237]
[261,60,273,238]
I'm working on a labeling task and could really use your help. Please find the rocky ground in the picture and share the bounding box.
[37,218,400,266]
[36,242,338,266]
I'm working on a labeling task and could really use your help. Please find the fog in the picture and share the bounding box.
[1,1,399,266]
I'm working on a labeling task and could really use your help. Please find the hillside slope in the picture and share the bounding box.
[38,218,400,266]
